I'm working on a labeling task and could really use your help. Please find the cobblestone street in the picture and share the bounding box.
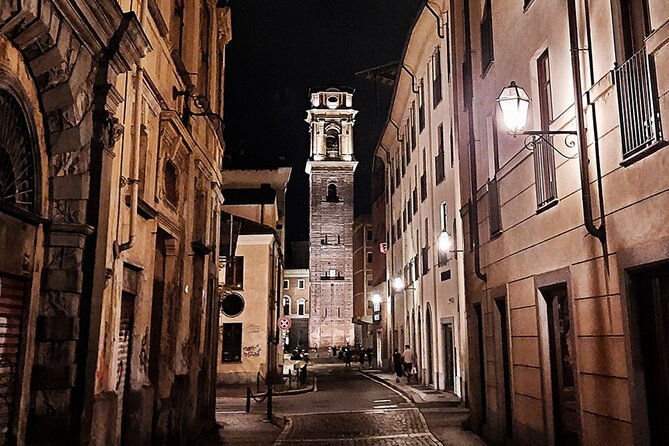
[276,409,441,445]
[213,361,485,445]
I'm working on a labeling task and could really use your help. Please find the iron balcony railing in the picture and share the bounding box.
[615,48,663,158]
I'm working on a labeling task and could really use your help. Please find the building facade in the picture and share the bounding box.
[218,169,291,384]
[0,0,230,444]
[282,269,310,352]
[353,216,375,348]
[306,87,358,351]
[451,0,669,444]
[373,2,467,394]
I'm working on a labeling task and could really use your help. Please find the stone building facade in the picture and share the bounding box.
[306,87,358,351]
[0,0,230,444]
[282,269,310,352]
[373,2,467,394]
[450,0,669,444]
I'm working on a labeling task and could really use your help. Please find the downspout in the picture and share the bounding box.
[582,0,608,248]
[424,1,445,39]
[463,0,486,282]
[117,1,148,254]
[567,0,606,243]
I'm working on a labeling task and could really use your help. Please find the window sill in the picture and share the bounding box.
[535,198,559,214]
[620,139,668,167]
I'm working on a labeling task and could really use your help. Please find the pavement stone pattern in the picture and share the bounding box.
[276,408,443,445]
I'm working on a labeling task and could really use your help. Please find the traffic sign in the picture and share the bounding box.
[278,316,292,330]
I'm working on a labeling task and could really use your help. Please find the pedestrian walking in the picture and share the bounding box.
[402,344,415,384]
[358,349,365,369]
[366,347,373,369]
[392,348,403,383]
[344,347,352,367]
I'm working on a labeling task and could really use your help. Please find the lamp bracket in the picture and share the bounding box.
[513,130,578,159]
[173,86,225,139]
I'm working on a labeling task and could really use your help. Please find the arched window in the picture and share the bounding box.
[326,183,338,202]
[283,296,291,315]
[0,89,37,213]
[297,299,306,316]
[325,128,339,153]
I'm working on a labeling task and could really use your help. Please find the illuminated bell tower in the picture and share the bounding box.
[305,87,358,350]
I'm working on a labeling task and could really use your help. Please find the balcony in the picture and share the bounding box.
[615,48,665,162]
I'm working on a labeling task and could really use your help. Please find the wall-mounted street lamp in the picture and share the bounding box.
[173,85,224,143]
[496,81,576,159]
[392,276,405,292]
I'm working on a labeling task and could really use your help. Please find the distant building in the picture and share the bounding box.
[282,269,310,352]
[218,169,291,384]
[352,215,374,348]
[305,87,358,350]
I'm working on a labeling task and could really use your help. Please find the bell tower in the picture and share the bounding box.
[305,87,358,351]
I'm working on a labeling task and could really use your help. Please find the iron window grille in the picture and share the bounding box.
[615,47,664,160]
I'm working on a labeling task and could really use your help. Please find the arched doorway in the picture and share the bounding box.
[425,305,434,386]
[0,75,44,445]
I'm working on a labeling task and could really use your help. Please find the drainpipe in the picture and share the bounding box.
[463,0,486,282]
[117,1,148,254]
[567,0,606,243]
[379,143,396,354]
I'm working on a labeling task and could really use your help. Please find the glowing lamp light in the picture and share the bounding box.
[392,277,404,292]
[438,230,453,253]
[371,293,382,305]
[497,81,530,134]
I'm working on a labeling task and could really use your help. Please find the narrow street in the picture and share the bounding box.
[213,360,484,445]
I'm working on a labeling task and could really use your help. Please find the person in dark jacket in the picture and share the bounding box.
[392,348,403,383]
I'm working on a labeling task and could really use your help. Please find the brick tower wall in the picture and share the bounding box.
[308,164,356,350]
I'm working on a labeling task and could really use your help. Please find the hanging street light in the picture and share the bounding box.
[496,81,530,134]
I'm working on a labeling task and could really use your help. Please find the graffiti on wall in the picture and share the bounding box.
[243,345,261,357]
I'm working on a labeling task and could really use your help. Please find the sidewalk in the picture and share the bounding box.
[362,369,486,446]
[361,369,462,406]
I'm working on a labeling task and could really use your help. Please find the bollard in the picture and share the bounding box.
[267,385,273,420]
[246,387,251,413]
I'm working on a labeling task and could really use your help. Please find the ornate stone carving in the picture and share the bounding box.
[51,144,91,177]
[51,200,83,224]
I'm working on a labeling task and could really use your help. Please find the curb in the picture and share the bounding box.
[360,370,416,403]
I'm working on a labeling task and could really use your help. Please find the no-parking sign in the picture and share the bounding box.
[278,316,292,330]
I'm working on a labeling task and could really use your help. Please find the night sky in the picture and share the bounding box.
[223,1,422,243]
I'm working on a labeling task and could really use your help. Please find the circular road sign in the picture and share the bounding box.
[278,316,292,330]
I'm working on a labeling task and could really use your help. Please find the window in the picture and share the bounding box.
[432,47,443,107]
[297,299,306,316]
[402,209,407,232]
[164,160,179,206]
[396,217,402,238]
[367,252,373,263]
[283,279,289,289]
[322,269,343,280]
[407,200,412,224]
[535,50,558,208]
[326,183,339,202]
[199,4,211,93]
[366,271,373,286]
[297,279,305,289]
[418,79,425,131]
[421,149,428,202]
[421,245,430,275]
[480,0,494,73]
[170,0,185,58]
[283,297,290,316]
[614,0,662,160]
[221,323,242,362]
[412,188,418,214]
[225,256,244,290]
[221,293,245,317]
[325,128,340,158]
[366,229,373,241]
[435,124,445,185]
[410,104,417,150]
[440,202,448,231]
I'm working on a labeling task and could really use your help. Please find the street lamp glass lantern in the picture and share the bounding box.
[393,277,404,292]
[497,81,530,133]
[371,293,382,305]
[438,230,452,253]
